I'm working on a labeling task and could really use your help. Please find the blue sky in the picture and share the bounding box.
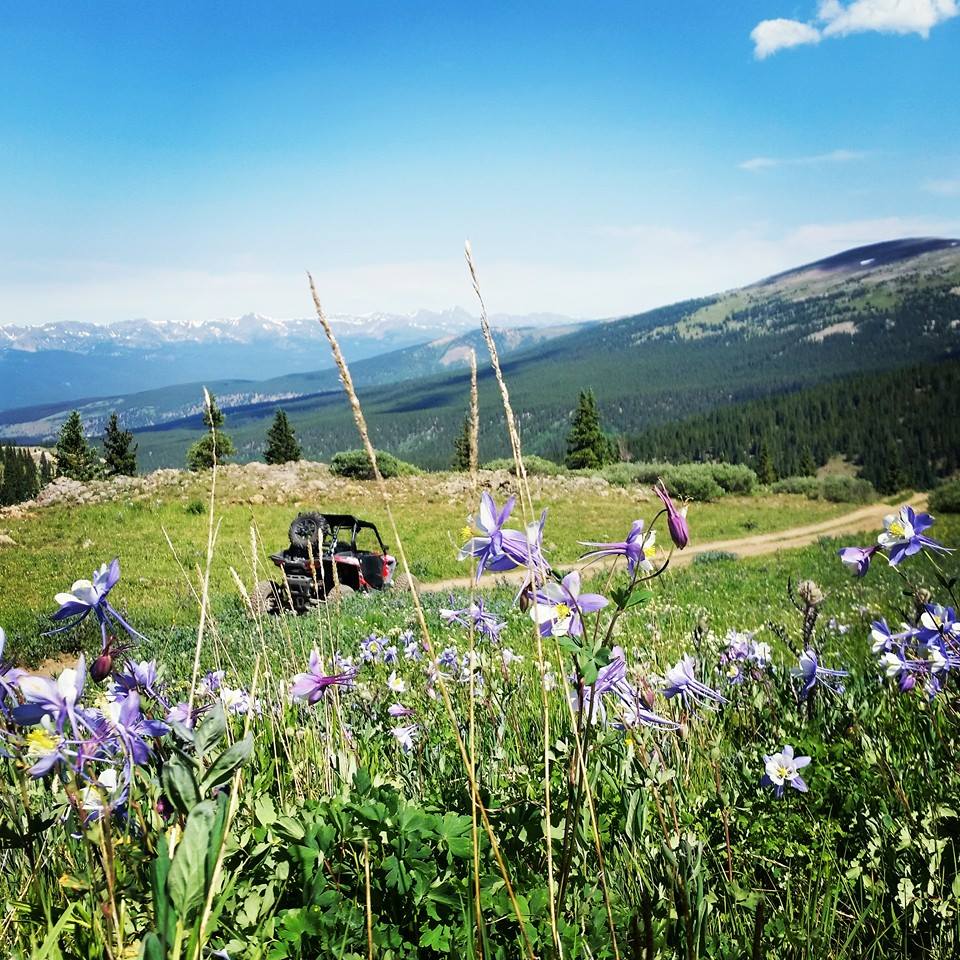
[0,0,958,324]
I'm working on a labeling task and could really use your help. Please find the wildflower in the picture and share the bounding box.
[579,520,656,576]
[530,570,608,638]
[360,634,384,663]
[219,686,258,715]
[290,650,357,705]
[24,718,68,776]
[400,630,422,661]
[197,670,225,696]
[761,745,810,798]
[654,481,689,550]
[386,671,406,695]
[112,660,163,701]
[440,597,506,643]
[78,767,125,821]
[100,692,168,767]
[793,649,848,701]
[918,604,960,644]
[458,492,521,575]
[436,646,459,673]
[838,545,880,578]
[877,506,952,566]
[166,702,194,726]
[47,559,147,651]
[0,628,23,709]
[387,702,414,717]
[662,654,727,706]
[15,657,87,732]
[501,509,550,573]
[391,723,419,753]
[501,648,523,670]
[542,670,557,692]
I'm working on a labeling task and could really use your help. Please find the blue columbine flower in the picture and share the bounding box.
[46,559,148,651]
[579,520,656,576]
[761,745,810,798]
[360,634,384,663]
[0,628,23,712]
[458,492,520,575]
[290,649,357,705]
[793,649,848,701]
[838,545,880,577]
[877,506,952,566]
[663,654,727,707]
[440,596,506,642]
[14,656,88,733]
[529,570,608,638]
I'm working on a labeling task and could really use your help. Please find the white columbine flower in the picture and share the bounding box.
[387,671,406,694]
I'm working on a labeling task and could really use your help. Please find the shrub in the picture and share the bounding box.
[708,462,758,495]
[692,550,738,565]
[929,477,960,514]
[770,476,822,497]
[482,455,563,476]
[770,475,876,503]
[329,449,420,480]
[659,464,724,502]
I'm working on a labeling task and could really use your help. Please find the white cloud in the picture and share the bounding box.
[752,0,958,57]
[819,0,958,38]
[751,18,822,58]
[739,149,867,171]
[922,177,960,196]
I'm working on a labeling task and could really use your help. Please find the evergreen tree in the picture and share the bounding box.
[103,412,138,477]
[39,452,54,486]
[187,393,236,471]
[755,440,777,485]
[799,446,817,477]
[879,441,908,495]
[55,411,97,481]
[452,415,471,471]
[20,450,39,501]
[565,390,616,469]
[263,409,302,465]
[0,447,39,505]
[0,446,12,506]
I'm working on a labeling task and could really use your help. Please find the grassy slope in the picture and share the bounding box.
[0,471,856,660]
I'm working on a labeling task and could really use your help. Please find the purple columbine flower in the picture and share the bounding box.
[289,649,357,705]
[793,649,848,701]
[360,634,384,663]
[579,520,656,576]
[877,506,952,566]
[14,656,88,732]
[917,604,960,645]
[392,723,419,753]
[529,570,608,638]
[46,559,147,652]
[662,654,727,706]
[655,481,689,550]
[838,545,880,578]
[761,745,810,798]
[458,492,521,575]
[440,597,506,643]
[387,702,414,717]
[99,691,169,768]
[500,509,550,572]
[0,628,23,711]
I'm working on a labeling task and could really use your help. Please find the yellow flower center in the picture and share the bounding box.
[26,728,59,756]
[776,764,790,780]
[889,521,905,538]
[460,525,474,542]
[555,602,571,620]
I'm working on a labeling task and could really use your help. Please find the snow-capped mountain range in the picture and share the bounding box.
[0,309,580,411]
[0,308,576,353]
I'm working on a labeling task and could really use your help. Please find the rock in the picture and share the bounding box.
[0,534,16,546]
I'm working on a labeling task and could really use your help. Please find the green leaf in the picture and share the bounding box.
[162,752,200,815]
[193,705,227,758]
[141,932,164,960]
[34,903,75,960]
[168,799,217,918]
[201,735,254,794]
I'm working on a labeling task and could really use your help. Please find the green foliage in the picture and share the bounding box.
[929,476,960,514]
[55,411,98,481]
[771,475,877,503]
[102,412,138,477]
[39,451,54,486]
[482,455,563,476]
[451,415,471,471]
[0,445,40,505]
[187,393,235,471]
[264,409,302,465]
[329,448,420,479]
[755,439,777,485]
[565,389,616,469]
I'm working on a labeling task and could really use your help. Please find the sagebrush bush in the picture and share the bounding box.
[930,476,960,513]
[708,462,758,495]
[482,455,563,476]
[771,475,877,503]
[329,449,420,480]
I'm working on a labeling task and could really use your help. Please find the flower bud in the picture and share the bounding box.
[796,579,824,608]
[90,653,113,683]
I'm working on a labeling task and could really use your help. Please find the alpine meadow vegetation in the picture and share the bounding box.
[0,257,958,960]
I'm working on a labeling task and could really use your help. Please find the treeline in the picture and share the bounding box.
[626,357,960,493]
[0,446,54,506]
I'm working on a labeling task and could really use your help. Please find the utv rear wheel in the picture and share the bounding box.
[391,572,419,593]
[288,512,329,551]
[250,580,280,617]
[325,584,355,602]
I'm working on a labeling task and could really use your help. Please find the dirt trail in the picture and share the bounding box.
[420,494,927,593]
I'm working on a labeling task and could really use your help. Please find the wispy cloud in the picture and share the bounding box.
[923,177,960,196]
[738,149,867,172]
[752,1,958,58]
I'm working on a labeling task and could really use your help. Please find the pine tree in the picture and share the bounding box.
[799,446,817,477]
[103,412,138,477]
[755,440,777,485]
[565,390,615,469]
[187,392,236,471]
[20,450,39,500]
[452,415,471,471]
[263,409,302,465]
[0,446,12,506]
[55,411,97,481]
[39,452,54,486]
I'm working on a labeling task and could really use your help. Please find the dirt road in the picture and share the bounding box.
[420,494,925,593]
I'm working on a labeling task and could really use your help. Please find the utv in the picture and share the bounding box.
[252,511,412,615]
